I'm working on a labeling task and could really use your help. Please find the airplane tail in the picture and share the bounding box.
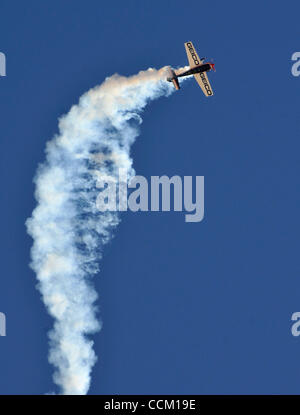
[166,67,180,90]
[172,77,180,90]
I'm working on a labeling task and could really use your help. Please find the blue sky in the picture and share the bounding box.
[0,0,300,394]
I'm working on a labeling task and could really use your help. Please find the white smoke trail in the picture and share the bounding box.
[26,66,187,395]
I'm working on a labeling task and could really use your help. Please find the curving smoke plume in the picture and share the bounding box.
[26,66,188,395]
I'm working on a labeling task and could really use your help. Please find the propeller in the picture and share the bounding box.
[208,58,216,72]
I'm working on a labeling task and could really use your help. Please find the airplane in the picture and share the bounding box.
[167,41,215,96]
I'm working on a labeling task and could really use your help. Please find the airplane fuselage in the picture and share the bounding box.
[167,63,212,90]
[176,63,211,78]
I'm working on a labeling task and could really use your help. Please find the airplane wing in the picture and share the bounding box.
[194,72,214,97]
[184,41,203,68]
